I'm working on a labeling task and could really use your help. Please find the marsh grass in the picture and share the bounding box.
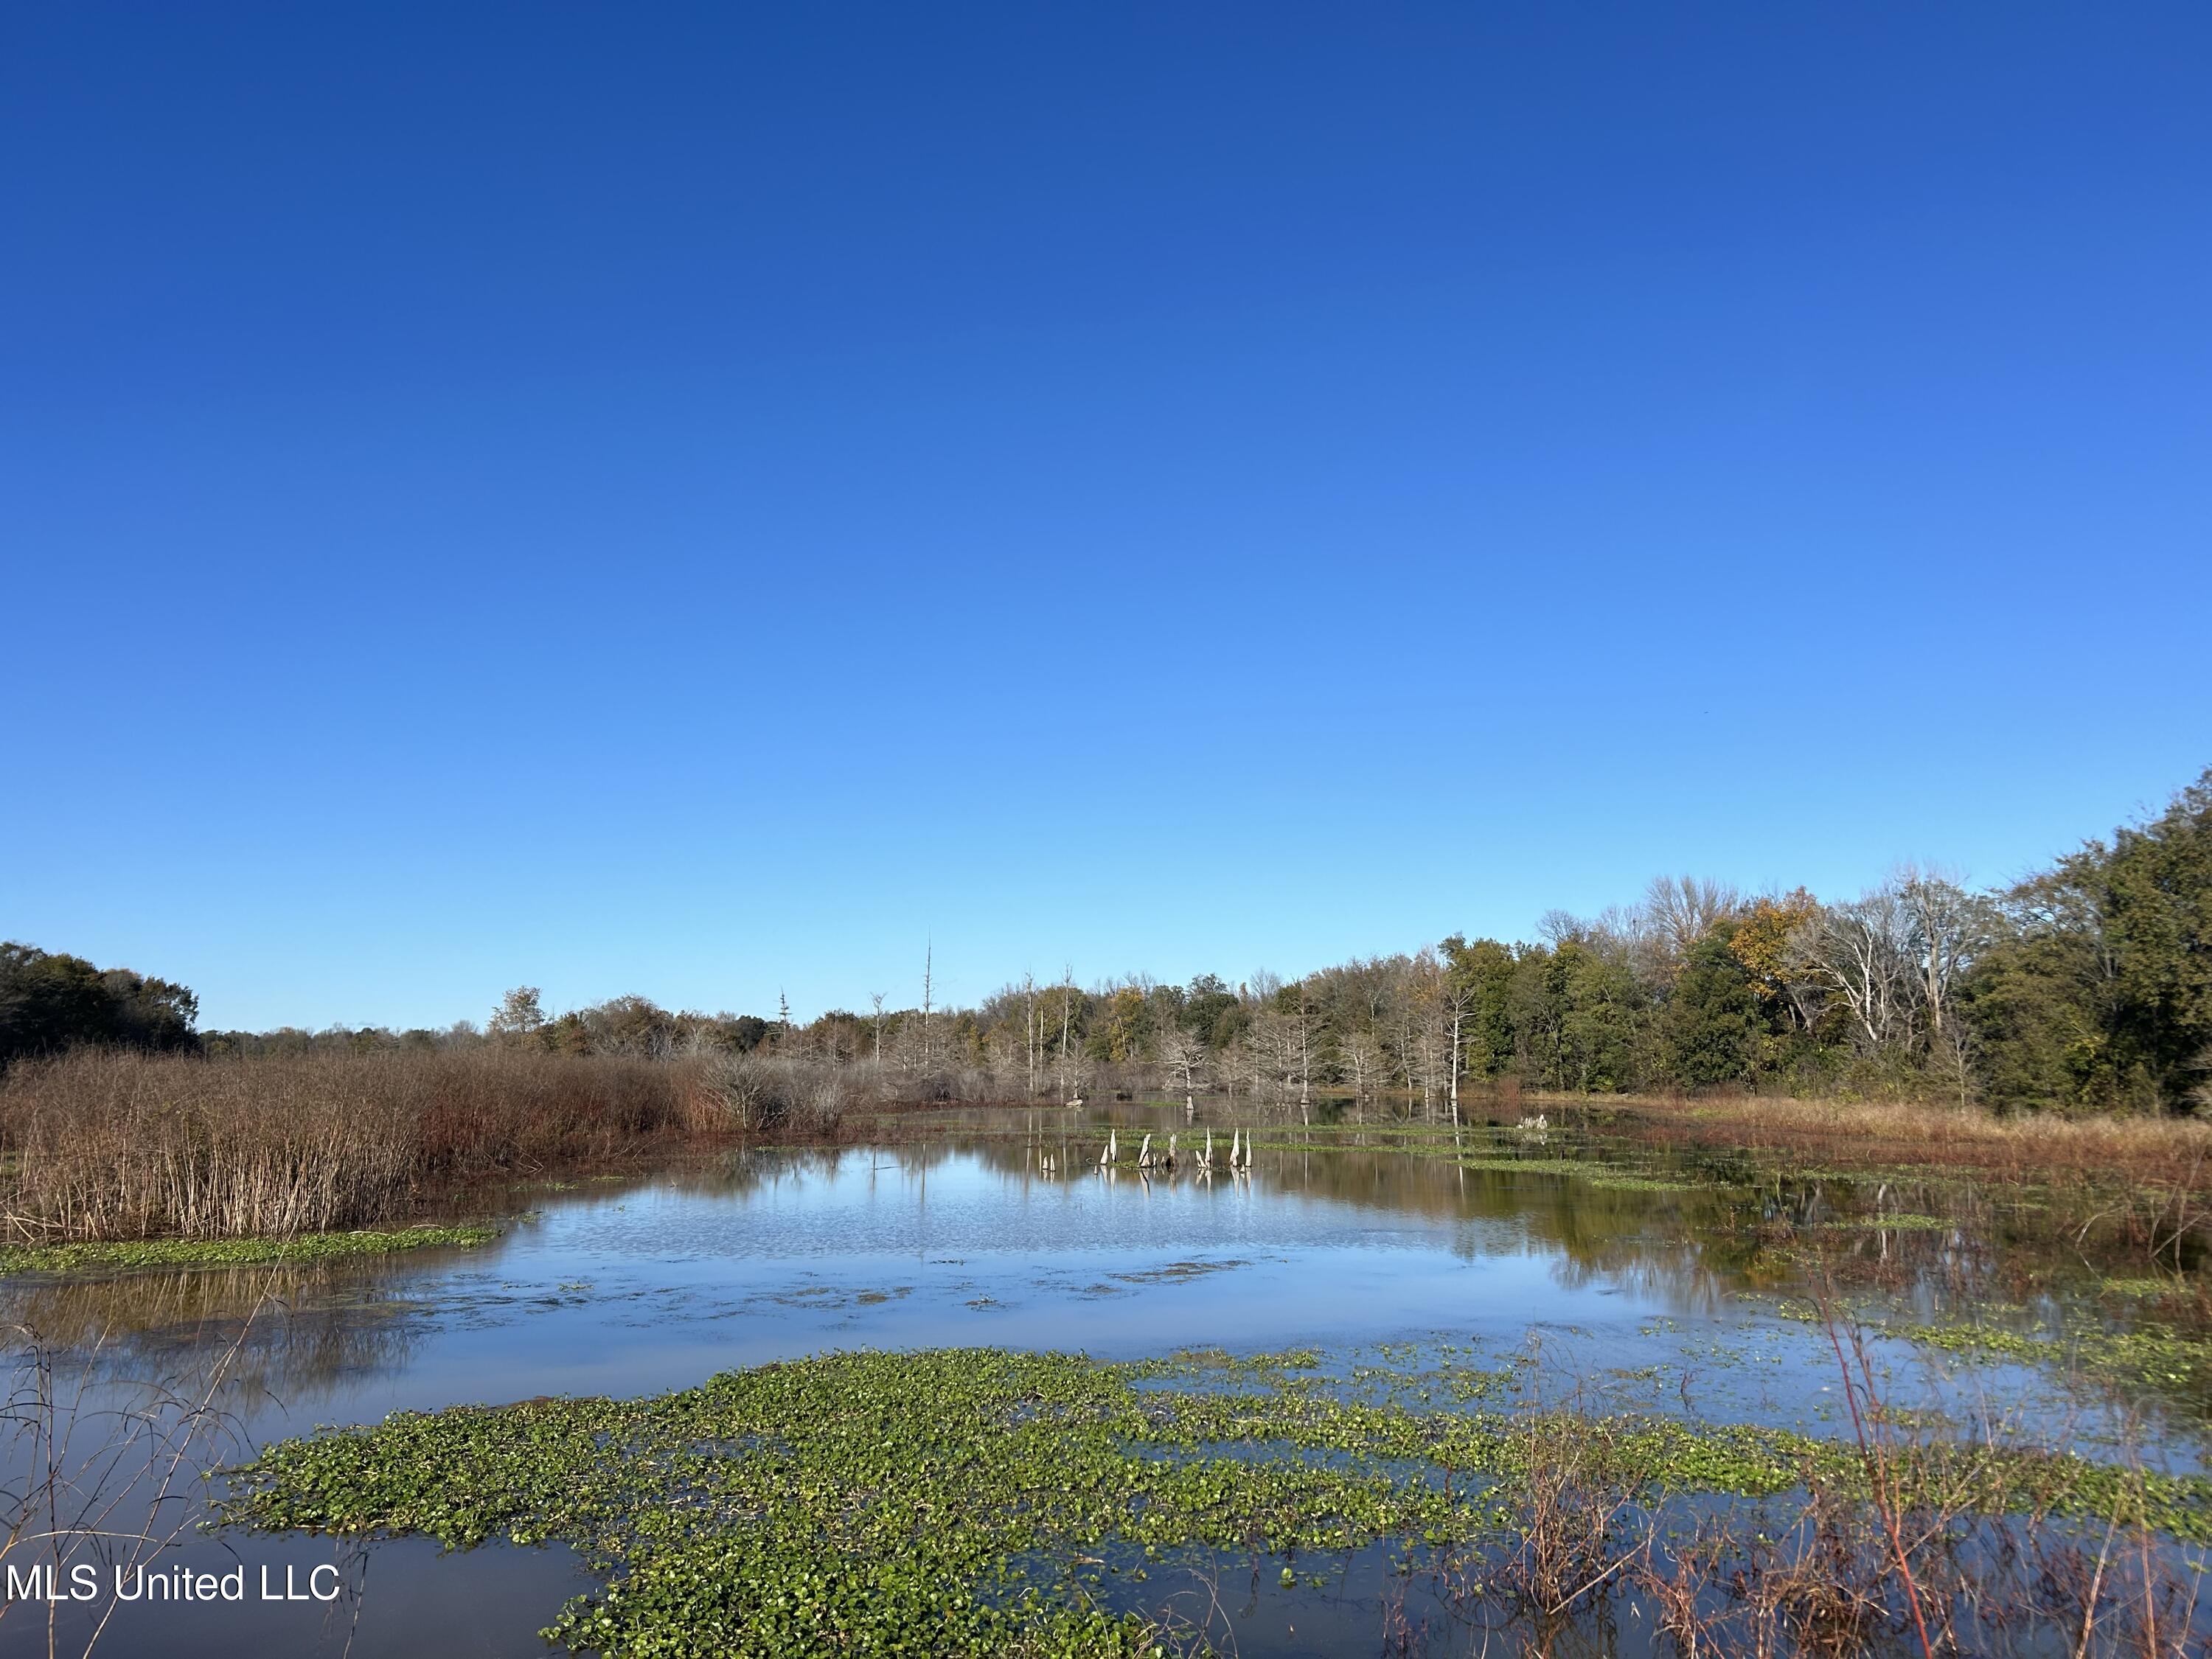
[0,1048,731,1243]
[1605,1092,2212,1202]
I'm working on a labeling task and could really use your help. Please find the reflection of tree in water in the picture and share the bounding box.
[954,1122,2050,1317]
[1,1263,424,1408]
[672,1144,864,1198]
[606,1127,2113,1352]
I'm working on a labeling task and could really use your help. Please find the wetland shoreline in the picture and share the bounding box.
[4,1113,2209,1657]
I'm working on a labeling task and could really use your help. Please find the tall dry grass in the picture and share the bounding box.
[1593,1091,2212,1193]
[0,1048,734,1242]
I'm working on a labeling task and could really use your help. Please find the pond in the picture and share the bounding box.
[3,1113,2203,1657]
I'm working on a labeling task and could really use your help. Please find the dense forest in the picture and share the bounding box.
[7,767,2207,1116]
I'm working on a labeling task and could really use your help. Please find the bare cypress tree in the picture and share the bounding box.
[1024,971,1039,1099]
[920,940,933,1072]
[1341,1028,1384,1118]
[1055,969,1082,1102]
[1159,1022,1207,1116]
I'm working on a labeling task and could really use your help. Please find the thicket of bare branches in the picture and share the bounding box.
[0,1048,723,1241]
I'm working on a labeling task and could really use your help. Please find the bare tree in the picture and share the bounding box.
[1340,1027,1385,1118]
[1286,981,1322,1124]
[1158,1023,1207,1116]
[1052,1040,1090,1105]
[1790,888,1918,1052]
[919,940,935,1073]
[1441,964,1480,1127]
[1383,967,1425,1118]
[1385,951,1447,1119]
[1639,875,1742,981]
[1245,1006,1294,1116]
[1217,1034,1257,1102]
[1023,971,1040,1099]
[1895,864,1991,1042]
[1054,968,1082,1102]
[1537,910,1585,947]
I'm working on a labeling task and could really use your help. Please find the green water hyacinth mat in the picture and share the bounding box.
[0,1225,498,1274]
[221,1346,2212,1658]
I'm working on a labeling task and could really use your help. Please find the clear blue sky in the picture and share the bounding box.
[7,4,2208,1032]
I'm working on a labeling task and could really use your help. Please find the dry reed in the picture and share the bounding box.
[0,1048,737,1242]
[1586,1091,2212,1197]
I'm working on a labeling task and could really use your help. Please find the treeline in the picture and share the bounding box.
[0,943,199,1070]
[779,766,2211,1118]
[197,991,772,1062]
[9,767,2208,1116]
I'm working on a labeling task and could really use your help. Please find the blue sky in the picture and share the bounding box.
[7,4,2208,1031]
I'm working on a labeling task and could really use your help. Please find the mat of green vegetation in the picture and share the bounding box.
[0,1224,498,1274]
[221,1345,2212,1658]
[1904,1318,2212,1392]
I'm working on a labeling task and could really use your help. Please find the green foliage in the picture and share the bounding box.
[1902,1317,2212,1394]
[1966,767,2212,1114]
[222,1344,2212,1656]
[1181,973,1243,1049]
[0,1224,498,1274]
[1661,926,1761,1086]
[0,942,199,1068]
[1513,940,1646,1092]
[1441,936,1517,1077]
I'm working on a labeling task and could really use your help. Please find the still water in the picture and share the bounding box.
[0,1119,2191,1658]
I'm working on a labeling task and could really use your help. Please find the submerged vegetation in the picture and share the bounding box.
[224,1343,2212,1658]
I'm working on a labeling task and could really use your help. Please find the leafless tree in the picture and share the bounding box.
[1245,1007,1294,1116]
[1385,951,1448,1119]
[1340,1028,1385,1118]
[1215,1034,1257,1102]
[1284,981,1325,1124]
[919,941,935,1073]
[1159,1023,1207,1116]
[1023,971,1040,1099]
[1052,1041,1090,1105]
[1895,864,1992,1042]
[1639,874,1742,980]
[1052,968,1082,1101]
[1441,968,1481,1127]
[1790,888,1919,1052]
[1537,909,1585,947]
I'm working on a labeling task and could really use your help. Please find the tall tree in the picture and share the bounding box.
[1661,926,1761,1086]
[1967,768,2212,1113]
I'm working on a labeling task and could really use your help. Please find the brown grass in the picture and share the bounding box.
[1576,1091,2212,1195]
[0,1048,744,1243]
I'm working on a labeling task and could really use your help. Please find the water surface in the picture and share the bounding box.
[3,1119,2196,1657]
